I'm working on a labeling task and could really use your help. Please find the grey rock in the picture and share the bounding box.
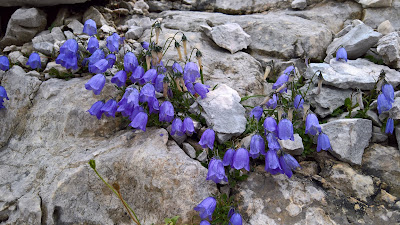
[363,7,400,29]
[279,134,304,155]
[372,126,388,142]
[367,110,382,126]
[134,0,150,14]
[291,0,307,10]
[125,26,144,40]
[396,125,400,150]
[33,42,54,56]
[44,61,68,74]
[305,58,400,90]
[355,0,393,8]
[362,144,400,196]
[3,45,19,52]
[83,6,108,28]
[53,8,69,27]
[335,25,353,38]
[100,25,117,34]
[213,0,291,14]
[0,8,47,47]
[33,27,65,44]
[67,19,84,35]
[196,84,247,143]
[167,125,187,145]
[378,20,395,35]
[0,0,88,7]
[377,32,400,69]
[389,97,400,119]
[26,71,43,79]
[208,23,251,54]
[8,51,28,66]
[64,31,75,40]
[239,134,252,149]
[325,22,382,61]
[197,150,208,162]
[321,119,372,165]
[182,142,196,158]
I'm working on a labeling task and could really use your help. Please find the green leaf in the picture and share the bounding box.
[344,98,352,109]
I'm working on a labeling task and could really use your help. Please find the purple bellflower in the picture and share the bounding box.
[141,41,149,50]
[199,129,215,150]
[106,33,121,53]
[266,94,278,109]
[280,153,301,178]
[89,59,109,74]
[317,132,331,152]
[83,19,97,36]
[194,197,217,221]
[0,86,9,100]
[200,221,211,225]
[141,69,158,84]
[272,74,289,93]
[249,106,263,121]
[85,74,106,95]
[106,54,116,69]
[336,47,348,62]
[266,133,281,152]
[139,83,156,103]
[117,88,139,116]
[131,66,145,83]
[194,83,209,99]
[386,118,394,134]
[283,65,295,75]
[206,158,228,184]
[278,118,294,141]
[111,70,127,87]
[155,74,165,93]
[0,56,10,71]
[87,37,99,54]
[377,93,392,114]
[128,106,145,121]
[223,148,235,167]
[124,52,138,73]
[172,62,183,74]
[185,82,196,95]
[250,134,265,159]
[171,118,184,136]
[56,39,78,70]
[382,83,395,104]
[88,101,105,120]
[265,149,283,175]
[26,52,41,69]
[101,99,118,117]
[305,113,322,136]
[183,117,195,135]
[263,117,278,136]
[232,148,250,171]
[228,208,235,218]
[159,101,174,122]
[294,95,304,110]
[229,213,243,225]
[183,62,200,83]
[148,97,160,114]
[129,111,148,131]
[88,49,105,65]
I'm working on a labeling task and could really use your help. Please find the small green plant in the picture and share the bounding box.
[211,194,237,225]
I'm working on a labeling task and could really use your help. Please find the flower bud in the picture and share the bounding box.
[316,73,323,95]
[182,34,188,58]
[175,41,182,60]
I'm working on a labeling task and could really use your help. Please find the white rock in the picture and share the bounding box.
[1,0,88,7]
[125,26,144,40]
[208,23,251,54]
[377,32,400,69]
[377,20,395,35]
[100,25,117,34]
[83,6,108,28]
[291,0,307,9]
[8,51,28,66]
[280,134,304,155]
[182,142,196,158]
[356,0,393,8]
[67,19,83,35]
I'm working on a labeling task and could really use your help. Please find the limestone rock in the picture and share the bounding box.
[208,23,251,54]
[32,27,66,56]
[388,97,400,120]
[0,0,88,7]
[356,0,393,8]
[325,22,382,61]
[291,0,307,9]
[371,126,388,142]
[8,51,28,66]
[279,134,304,155]
[363,7,400,29]
[67,19,84,35]
[83,6,108,28]
[0,8,47,47]
[377,20,395,35]
[125,26,144,40]
[195,84,247,143]
[320,119,372,165]
[182,142,196,158]
[377,32,400,69]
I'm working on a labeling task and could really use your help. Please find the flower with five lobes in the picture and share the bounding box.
[194,83,209,99]
[272,74,289,93]
[265,149,283,175]
[159,101,174,122]
[148,97,160,114]
[317,132,331,152]
[264,116,278,136]
[377,93,392,114]
[279,153,301,178]
[26,52,41,69]
[183,61,200,83]
[305,113,322,136]
[278,118,294,141]
[129,112,148,131]
[0,86,9,100]
[294,94,304,110]
[89,59,109,74]
[172,62,183,74]
[229,212,243,225]
[249,106,263,121]
[85,74,106,95]
[141,41,149,50]
[386,118,394,134]
[382,83,394,104]
[266,94,278,109]
[266,132,281,152]
[139,83,156,103]
[111,70,127,87]
[183,117,195,135]
[250,134,265,159]
[88,101,105,120]
[107,33,121,53]
[87,37,99,54]
[0,56,10,71]
[101,99,118,117]
[223,148,235,167]
[131,66,145,83]
[83,19,97,36]
[336,47,348,62]
[194,197,217,221]
[56,39,79,70]
[106,54,116,69]
[206,158,228,184]
[124,52,138,73]
[141,69,158,84]
[199,129,215,150]
[171,118,184,136]
[232,148,250,171]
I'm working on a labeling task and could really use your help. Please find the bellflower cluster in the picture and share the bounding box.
[0,86,9,109]
[194,197,217,221]
[26,52,41,69]
[56,39,79,70]
[0,56,10,71]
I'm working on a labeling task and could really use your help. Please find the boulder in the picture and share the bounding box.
[363,7,400,29]
[125,26,144,40]
[377,32,400,69]
[83,6,109,28]
[355,0,393,8]
[320,119,372,165]
[32,27,66,56]
[207,23,251,54]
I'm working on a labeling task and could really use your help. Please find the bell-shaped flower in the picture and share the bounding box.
[263,117,278,136]
[0,86,9,100]
[153,60,167,74]
[85,74,106,95]
[305,113,321,136]
[278,118,294,141]
[385,118,394,134]
[272,74,289,93]
[336,47,348,62]
[141,69,157,84]
[377,93,392,114]
[141,41,149,50]
[294,95,304,110]
[194,197,216,221]
[265,149,283,175]
[26,52,41,69]
[223,148,235,167]
[266,133,281,152]
[124,52,138,72]
[171,118,184,136]
[317,132,331,152]
[106,33,121,52]
[139,83,156,103]
[101,99,117,117]
[148,97,159,114]
[183,117,195,135]
[228,208,235,218]
[206,158,228,184]
[232,148,250,171]
[266,94,278,109]
[279,153,300,178]
[128,106,145,121]
[159,101,174,122]
[111,70,127,87]
[87,37,99,54]
[382,83,394,104]
[106,54,116,69]
[129,111,148,131]
[131,66,145,84]
[194,83,209,99]
[89,59,109,74]
[200,221,211,225]
[56,40,79,70]
[185,82,196,95]
[172,62,183,74]
[60,39,78,56]
[88,48,105,65]
[199,129,215,150]
[250,134,265,159]
[83,19,97,36]
[229,213,243,225]
[155,74,165,93]
[0,56,10,71]
[249,106,263,121]
[117,88,139,116]
[283,65,294,75]
[183,62,200,83]
[88,101,105,120]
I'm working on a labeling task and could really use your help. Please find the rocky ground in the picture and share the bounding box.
[1,0,400,224]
